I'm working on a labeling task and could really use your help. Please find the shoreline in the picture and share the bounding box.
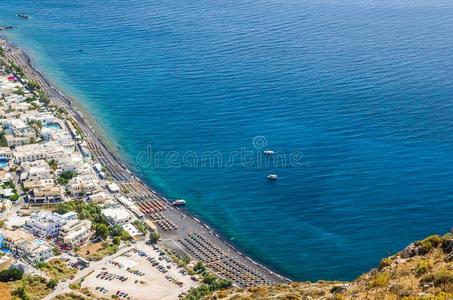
[0,35,292,285]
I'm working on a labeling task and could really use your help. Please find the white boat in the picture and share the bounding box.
[172,199,186,206]
[263,150,274,155]
[267,174,278,181]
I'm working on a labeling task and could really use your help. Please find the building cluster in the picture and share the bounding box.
[0,210,92,263]
[0,228,53,263]
[25,211,92,246]
[0,66,103,206]
[0,62,147,268]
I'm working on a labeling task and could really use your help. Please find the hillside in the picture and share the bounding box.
[205,233,453,300]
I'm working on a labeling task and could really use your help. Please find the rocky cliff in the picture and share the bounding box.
[205,233,453,300]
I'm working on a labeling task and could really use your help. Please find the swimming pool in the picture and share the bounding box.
[34,239,46,245]
[45,123,62,130]
[0,248,12,255]
[0,159,9,169]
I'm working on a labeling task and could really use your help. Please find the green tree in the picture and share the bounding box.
[193,262,206,274]
[9,193,19,201]
[112,236,121,245]
[202,273,217,285]
[57,171,76,185]
[95,224,109,240]
[12,285,29,300]
[48,159,58,171]
[53,247,62,256]
[47,278,58,289]
[0,267,23,282]
[211,278,232,290]
[3,180,15,189]
[133,220,147,235]
[109,224,123,237]
[149,231,160,244]
[120,230,131,241]
[27,80,41,90]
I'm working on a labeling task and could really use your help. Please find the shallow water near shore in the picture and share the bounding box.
[2,0,453,281]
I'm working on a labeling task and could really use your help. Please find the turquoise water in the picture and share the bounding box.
[1,0,453,281]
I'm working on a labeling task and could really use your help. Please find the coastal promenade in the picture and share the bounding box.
[0,37,289,287]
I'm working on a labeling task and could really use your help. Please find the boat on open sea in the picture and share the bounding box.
[264,150,274,156]
[17,13,31,19]
[267,174,278,181]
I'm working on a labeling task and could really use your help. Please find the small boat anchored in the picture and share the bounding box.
[263,150,274,156]
[172,199,186,206]
[267,174,278,181]
[17,13,31,19]
[0,26,15,31]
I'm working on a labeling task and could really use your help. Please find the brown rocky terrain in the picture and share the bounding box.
[205,233,453,300]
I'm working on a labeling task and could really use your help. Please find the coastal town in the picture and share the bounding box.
[0,39,287,300]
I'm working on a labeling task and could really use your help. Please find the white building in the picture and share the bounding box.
[24,211,76,238]
[26,111,58,127]
[58,154,86,173]
[29,185,62,205]
[102,206,133,225]
[0,228,53,263]
[13,144,46,164]
[107,183,120,193]
[4,118,35,147]
[21,160,52,181]
[87,192,113,204]
[5,119,32,135]
[123,223,143,239]
[24,211,66,238]
[58,219,92,246]
[13,142,70,164]
[0,147,13,160]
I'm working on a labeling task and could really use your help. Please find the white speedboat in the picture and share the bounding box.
[263,150,274,155]
[172,199,186,206]
[267,174,278,181]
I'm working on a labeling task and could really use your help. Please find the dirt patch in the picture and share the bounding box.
[77,242,104,257]
[0,282,11,300]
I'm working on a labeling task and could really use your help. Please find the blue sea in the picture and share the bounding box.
[1,0,453,281]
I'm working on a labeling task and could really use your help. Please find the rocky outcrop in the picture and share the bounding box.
[400,243,420,259]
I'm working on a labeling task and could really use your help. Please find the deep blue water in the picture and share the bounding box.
[1,0,453,281]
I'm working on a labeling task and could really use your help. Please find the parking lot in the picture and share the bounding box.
[81,242,197,299]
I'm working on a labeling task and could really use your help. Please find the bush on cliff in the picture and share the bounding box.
[415,260,432,277]
[370,272,390,288]
[419,235,442,255]
[421,270,453,291]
